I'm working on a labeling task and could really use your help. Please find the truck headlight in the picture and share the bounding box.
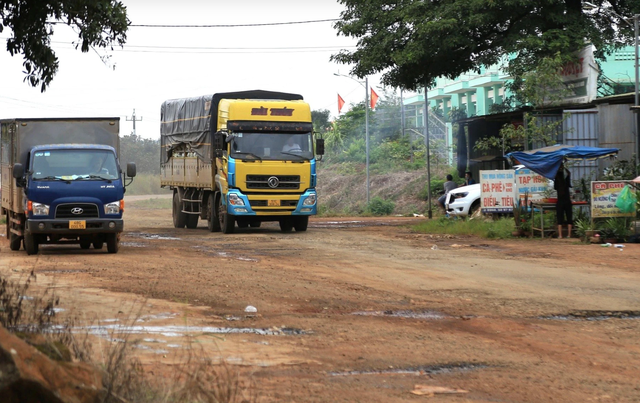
[32,202,50,216]
[104,201,121,214]
[303,194,316,206]
[228,193,245,206]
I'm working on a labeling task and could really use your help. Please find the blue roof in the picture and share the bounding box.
[506,145,619,179]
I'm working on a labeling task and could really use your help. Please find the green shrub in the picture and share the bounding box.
[366,197,395,216]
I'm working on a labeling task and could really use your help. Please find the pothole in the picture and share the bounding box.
[540,310,640,321]
[352,310,450,320]
[329,362,487,376]
[192,246,259,262]
[120,242,147,248]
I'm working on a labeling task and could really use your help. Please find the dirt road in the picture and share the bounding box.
[2,199,640,402]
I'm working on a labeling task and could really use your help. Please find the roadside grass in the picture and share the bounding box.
[126,173,172,196]
[0,271,253,402]
[129,197,173,209]
[413,216,516,239]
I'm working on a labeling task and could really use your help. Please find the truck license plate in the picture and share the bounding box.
[268,200,280,207]
[69,220,86,229]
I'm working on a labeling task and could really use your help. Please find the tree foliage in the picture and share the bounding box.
[1,0,129,91]
[120,134,159,175]
[331,0,640,90]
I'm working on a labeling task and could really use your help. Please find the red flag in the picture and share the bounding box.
[338,93,345,113]
[370,88,379,110]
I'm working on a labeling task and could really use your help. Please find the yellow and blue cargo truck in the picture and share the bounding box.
[160,90,324,234]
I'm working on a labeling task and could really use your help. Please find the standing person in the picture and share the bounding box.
[464,171,475,186]
[438,174,457,212]
[554,163,572,238]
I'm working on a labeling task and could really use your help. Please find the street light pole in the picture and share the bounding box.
[635,15,639,168]
[334,73,370,204]
[424,80,432,219]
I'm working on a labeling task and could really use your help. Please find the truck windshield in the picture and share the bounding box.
[31,149,119,180]
[229,132,314,161]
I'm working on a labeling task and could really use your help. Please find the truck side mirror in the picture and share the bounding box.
[315,138,325,156]
[126,162,137,178]
[13,163,24,179]
[13,163,25,188]
[214,131,226,157]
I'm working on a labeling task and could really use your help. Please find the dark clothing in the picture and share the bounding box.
[465,178,475,186]
[554,168,572,225]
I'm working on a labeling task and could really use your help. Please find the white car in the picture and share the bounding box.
[445,183,481,216]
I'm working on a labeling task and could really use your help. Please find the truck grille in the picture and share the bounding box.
[55,203,99,219]
[245,175,300,190]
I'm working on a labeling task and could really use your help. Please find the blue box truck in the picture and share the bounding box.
[1,118,136,255]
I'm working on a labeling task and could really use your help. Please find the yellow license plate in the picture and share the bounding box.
[69,220,86,230]
[268,199,280,207]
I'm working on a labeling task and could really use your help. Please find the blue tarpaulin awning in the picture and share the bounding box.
[506,145,619,179]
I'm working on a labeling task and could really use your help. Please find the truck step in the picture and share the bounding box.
[181,210,201,215]
[182,198,202,203]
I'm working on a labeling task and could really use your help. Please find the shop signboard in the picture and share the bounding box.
[515,168,549,203]
[480,170,515,213]
[591,181,635,218]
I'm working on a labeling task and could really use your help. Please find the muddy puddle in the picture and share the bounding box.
[191,246,259,262]
[540,310,640,321]
[69,324,308,338]
[127,232,181,241]
[352,310,449,320]
[329,362,487,376]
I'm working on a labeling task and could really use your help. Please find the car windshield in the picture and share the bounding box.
[229,132,314,161]
[31,149,119,180]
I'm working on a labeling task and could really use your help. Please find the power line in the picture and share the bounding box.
[45,18,339,28]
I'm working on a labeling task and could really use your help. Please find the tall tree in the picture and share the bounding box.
[331,0,640,89]
[1,0,129,91]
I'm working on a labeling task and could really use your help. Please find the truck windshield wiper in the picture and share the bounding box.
[76,174,111,181]
[281,151,309,161]
[36,175,71,183]
[233,152,262,161]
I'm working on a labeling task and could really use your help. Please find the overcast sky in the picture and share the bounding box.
[0,0,389,139]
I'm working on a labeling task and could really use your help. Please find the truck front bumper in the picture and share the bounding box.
[25,218,124,234]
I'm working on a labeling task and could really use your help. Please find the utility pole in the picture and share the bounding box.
[126,109,143,136]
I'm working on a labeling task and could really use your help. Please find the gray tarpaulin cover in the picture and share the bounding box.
[160,90,303,163]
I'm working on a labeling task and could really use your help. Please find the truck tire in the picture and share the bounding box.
[207,194,221,232]
[93,241,104,249]
[9,232,22,251]
[80,240,91,249]
[186,214,198,229]
[218,194,235,234]
[249,221,261,228]
[293,216,309,232]
[24,231,39,255]
[173,191,187,228]
[279,218,293,233]
[106,233,119,253]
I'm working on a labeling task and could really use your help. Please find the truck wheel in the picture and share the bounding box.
[24,231,39,255]
[93,241,104,249]
[80,240,91,249]
[9,232,22,251]
[106,233,119,253]
[279,218,293,233]
[293,216,309,232]
[218,195,235,234]
[173,191,186,228]
[186,214,198,229]
[207,194,221,232]
[249,221,261,228]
